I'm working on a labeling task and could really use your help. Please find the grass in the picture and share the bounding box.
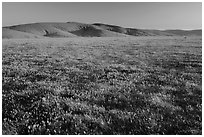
[2,36,202,135]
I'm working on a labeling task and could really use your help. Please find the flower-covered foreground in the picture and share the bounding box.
[2,36,202,135]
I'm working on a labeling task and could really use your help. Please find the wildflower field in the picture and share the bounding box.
[2,36,202,134]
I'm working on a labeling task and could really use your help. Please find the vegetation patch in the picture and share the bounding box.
[2,37,202,135]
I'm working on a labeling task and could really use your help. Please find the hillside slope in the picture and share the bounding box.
[4,22,128,38]
[93,23,202,36]
[3,22,202,39]
[93,23,153,36]
[2,28,45,39]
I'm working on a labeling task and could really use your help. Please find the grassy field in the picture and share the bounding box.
[2,36,202,135]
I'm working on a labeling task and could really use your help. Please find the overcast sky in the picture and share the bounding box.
[2,2,202,30]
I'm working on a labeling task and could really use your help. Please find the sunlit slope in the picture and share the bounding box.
[2,28,45,39]
[4,22,129,38]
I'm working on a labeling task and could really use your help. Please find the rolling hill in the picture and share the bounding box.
[2,28,45,39]
[2,22,202,39]
[164,29,202,36]
[3,22,128,39]
[93,23,201,36]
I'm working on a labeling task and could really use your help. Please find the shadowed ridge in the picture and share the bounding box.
[93,23,202,36]
[93,23,154,36]
[93,23,128,34]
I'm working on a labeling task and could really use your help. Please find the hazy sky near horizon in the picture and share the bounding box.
[3,2,202,30]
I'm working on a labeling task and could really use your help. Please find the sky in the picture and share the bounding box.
[2,2,202,30]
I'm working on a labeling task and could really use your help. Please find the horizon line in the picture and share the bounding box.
[2,21,202,31]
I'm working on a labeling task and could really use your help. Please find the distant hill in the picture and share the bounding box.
[163,29,202,36]
[2,22,202,39]
[93,23,201,36]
